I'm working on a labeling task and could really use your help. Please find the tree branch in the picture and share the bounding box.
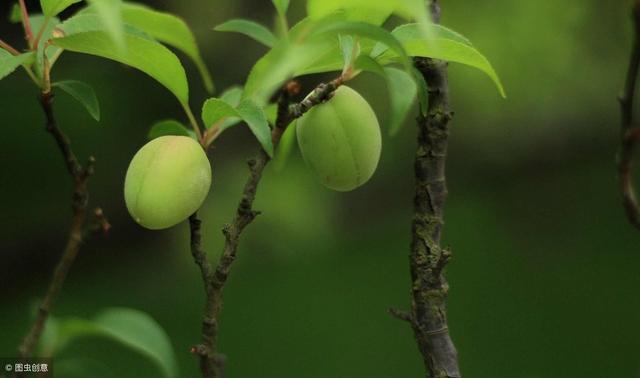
[618,0,640,230]
[17,92,100,359]
[189,77,344,378]
[393,1,461,377]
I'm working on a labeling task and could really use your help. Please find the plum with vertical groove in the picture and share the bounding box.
[124,136,211,230]
[297,86,381,192]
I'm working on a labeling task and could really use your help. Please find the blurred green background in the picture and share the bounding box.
[1,0,639,377]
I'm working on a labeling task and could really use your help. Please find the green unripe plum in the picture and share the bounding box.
[297,86,382,192]
[124,136,211,230]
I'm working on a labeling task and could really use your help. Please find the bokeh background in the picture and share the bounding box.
[1,1,639,377]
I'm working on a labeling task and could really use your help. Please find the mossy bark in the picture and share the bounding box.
[406,2,461,376]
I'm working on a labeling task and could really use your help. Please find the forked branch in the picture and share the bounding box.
[189,77,344,378]
[17,92,107,359]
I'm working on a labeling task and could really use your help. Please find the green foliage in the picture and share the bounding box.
[86,0,125,50]
[45,308,178,378]
[220,85,244,106]
[53,31,189,104]
[40,0,82,17]
[8,3,21,23]
[148,120,194,140]
[201,98,241,129]
[383,67,417,135]
[201,97,274,156]
[215,19,278,48]
[121,3,214,92]
[90,308,177,377]
[0,50,34,81]
[236,100,274,157]
[374,23,506,97]
[243,34,335,104]
[353,54,385,76]
[306,0,395,25]
[53,80,101,121]
[306,0,430,26]
[312,20,413,73]
[242,18,414,105]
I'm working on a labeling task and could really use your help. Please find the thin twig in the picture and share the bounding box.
[0,38,21,55]
[17,92,98,358]
[18,0,33,46]
[189,77,344,378]
[394,1,461,377]
[618,1,640,230]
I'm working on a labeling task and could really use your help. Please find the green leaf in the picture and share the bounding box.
[384,67,417,135]
[53,308,178,378]
[201,98,239,129]
[307,0,395,25]
[86,0,125,50]
[121,3,214,93]
[148,120,194,140]
[58,13,152,43]
[0,50,34,81]
[243,17,394,104]
[201,98,273,156]
[214,19,277,48]
[59,13,108,34]
[217,86,244,129]
[347,56,418,134]
[220,85,243,107]
[376,23,505,97]
[312,21,413,73]
[353,54,385,77]
[243,38,335,104]
[272,0,290,16]
[272,121,297,172]
[236,100,274,157]
[53,80,101,121]
[92,308,177,378]
[40,0,82,17]
[371,23,472,57]
[53,31,189,104]
[9,4,21,23]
